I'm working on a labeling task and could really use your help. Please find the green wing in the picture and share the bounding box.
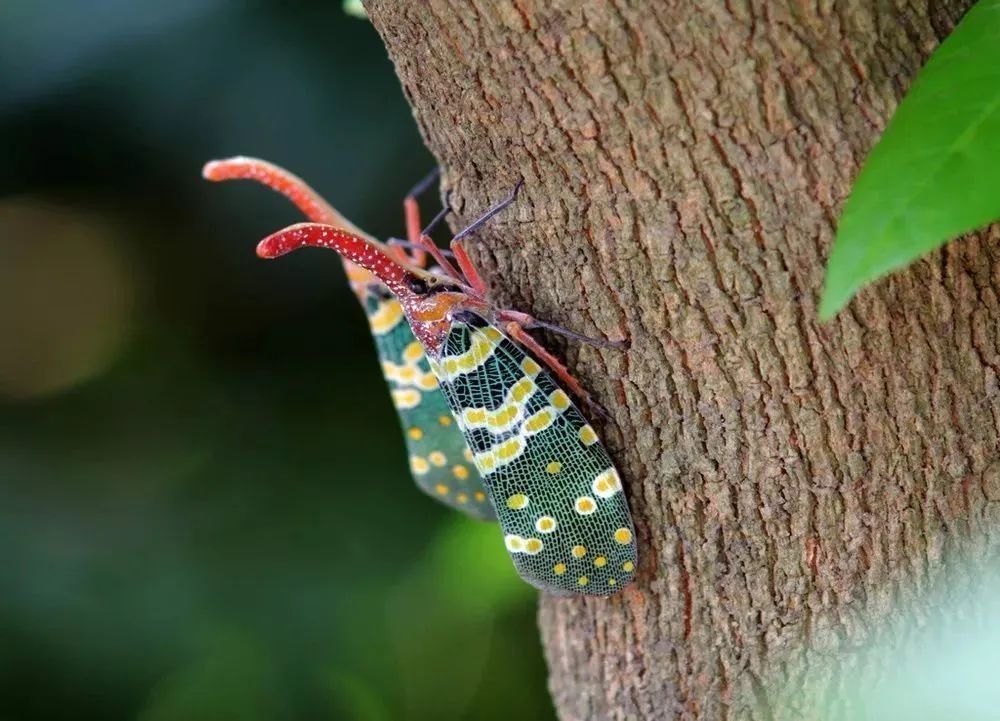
[363,292,494,520]
[431,312,637,595]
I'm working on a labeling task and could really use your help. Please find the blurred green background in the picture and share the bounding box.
[0,2,551,719]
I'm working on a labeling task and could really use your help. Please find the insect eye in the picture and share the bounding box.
[406,276,429,294]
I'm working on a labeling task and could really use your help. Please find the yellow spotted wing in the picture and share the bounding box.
[364,292,494,520]
[430,311,637,595]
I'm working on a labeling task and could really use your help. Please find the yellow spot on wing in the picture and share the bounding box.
[553,563,567,575]
[521,357,541,377]
[571,545,587,559]
[440,330,500,378]
[592,468,623,498]
[504,535,524,552]
[574,496,597,515]
[368,299,404,334]
[407,426,423,440]
[622,561,635,572]
[428,451,447,466]
[546,461,562,475]
[402,341,424,363]
[457,350,485,373]
[392,390,421,410]
[535,516,557,533]
[510,377,536,403]
[417,373,439,390]
[506,493,529,510]
[523,407,555,435]
[477,454,496,473]
[410,456,430,475]
[578,424,598,445]
[495,437,524,461]
[438,415,453,426]
[614,528,633,545]
[594,555,607,568]
[577,576,588,586]
[549,389,570,410]
[452,464,469,480]
[487,404,519,428]
[460,376,541,433]
[456,492,468,504]
[466,407,515,431]
[463,408,487,425]
[434,483,449,495]
[476,437,526,472]
[523,538,543,554]
[474,491,486,502]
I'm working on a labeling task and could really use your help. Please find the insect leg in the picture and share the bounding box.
[403,167,441,266]
[447,179,525,294]
[504,321,610,419]
[452,178,524,242]
[403,174,465,280]
[420,198,451,237]
[417,230,464,282]
[449,240,489,296]
[408,166,442,204]
[498,309,627,349]
[387,238,456,259]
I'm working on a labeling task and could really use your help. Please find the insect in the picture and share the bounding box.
[202,157,495,520]
[250,183,638,596]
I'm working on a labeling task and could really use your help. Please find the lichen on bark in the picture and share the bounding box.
[363,1,1000,719]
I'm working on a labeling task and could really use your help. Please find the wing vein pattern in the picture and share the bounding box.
[431,312,637,595]
[365,292,494,520]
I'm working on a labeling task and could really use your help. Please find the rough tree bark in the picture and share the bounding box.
[363,2,1000,719]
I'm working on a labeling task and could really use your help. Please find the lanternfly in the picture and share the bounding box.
[208,161,638,596]
[203,158,494,520]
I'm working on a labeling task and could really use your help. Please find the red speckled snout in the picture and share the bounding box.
[256,222,369,259]
[256,222,414,296]
[256,225,307,258]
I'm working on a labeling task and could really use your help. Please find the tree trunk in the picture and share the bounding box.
[363,1,1000,719]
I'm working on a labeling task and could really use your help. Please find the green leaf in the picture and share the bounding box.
[820,0,1000,320]
[342,0,367,20]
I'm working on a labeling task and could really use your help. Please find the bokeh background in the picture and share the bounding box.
[0,2,552,719]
